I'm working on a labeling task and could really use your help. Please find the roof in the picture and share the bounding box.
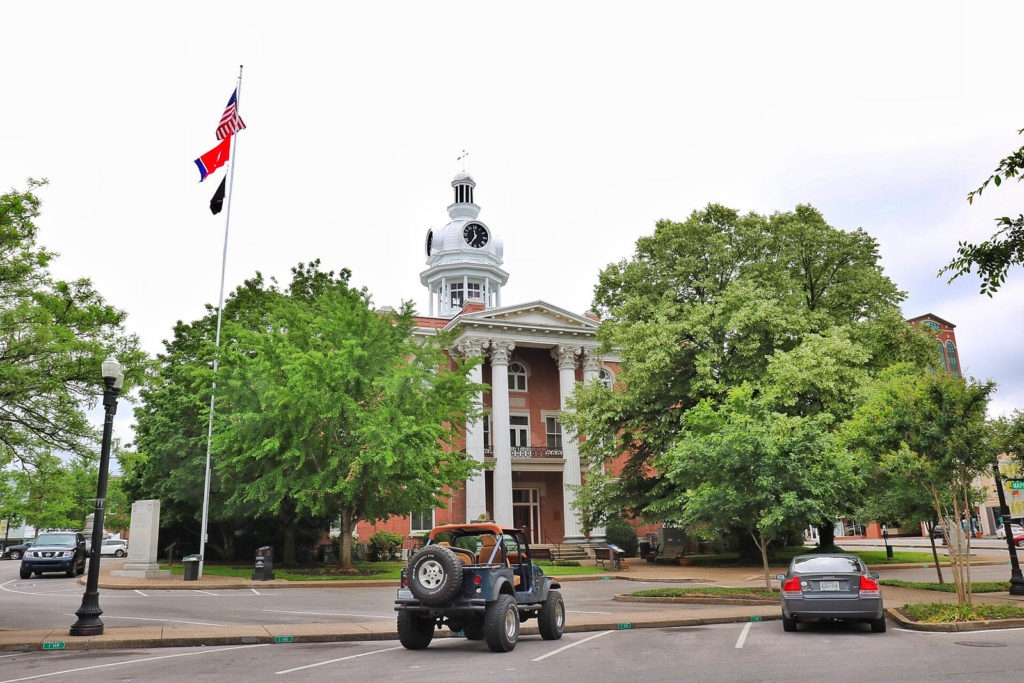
[906,313,956,329]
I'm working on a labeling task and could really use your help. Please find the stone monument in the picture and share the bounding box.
[110,499,171,579]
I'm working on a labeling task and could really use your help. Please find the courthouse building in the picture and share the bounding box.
[356,172,620,545]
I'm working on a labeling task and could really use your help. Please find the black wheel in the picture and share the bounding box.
[407,545,464,605]
[19,566,31,580]
[484,594,520,652]
[1016,539,1024,549]
[10,551,22,561]
[871,617,887,633]
[463,621,485,641]
[782,613,796,632]
[76,557,86,575]
[114,549,125,558]
[65,564,76,578]
[397,611,435,650]
[538,590,565,640]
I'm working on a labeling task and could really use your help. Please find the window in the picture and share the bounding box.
[411,511,434,534]
[545,416,562,449]
[937,341,948,373]
[508,362,527,391]
[510,415,529,447]
[946,341,960,376]
[467,282,481,302]
[450,283,464,307]
[483,416,491,449]
[922,320,941,331]
[598,368,614,389]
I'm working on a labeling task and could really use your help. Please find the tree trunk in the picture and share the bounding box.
[817,519,837,553]
[338,509,355,571]
[754,531,772,591]
[927,524,944,584]
[283,525,297,566]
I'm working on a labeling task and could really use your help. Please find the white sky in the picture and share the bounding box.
[3,1,1024,443]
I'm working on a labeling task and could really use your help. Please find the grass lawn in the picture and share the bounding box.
[901,602,1024,622]
[881,579,1011,593]
[163,559,602,581]
[678,547,939,567]
[631,586,776,599]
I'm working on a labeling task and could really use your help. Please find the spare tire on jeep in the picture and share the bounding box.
[407,545,464,605]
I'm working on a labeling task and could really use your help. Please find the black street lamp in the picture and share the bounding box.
[70,356,124,636]
[992,465,1024,596]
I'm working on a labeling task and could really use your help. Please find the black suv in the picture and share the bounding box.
[395,523,564,652]
[20,531,87,579]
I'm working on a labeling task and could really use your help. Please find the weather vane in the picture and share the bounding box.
[457,149,469,172]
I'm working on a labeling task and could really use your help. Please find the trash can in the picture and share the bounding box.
[182,554,201,581]
[252,545,275,581]
[638,538,651,559]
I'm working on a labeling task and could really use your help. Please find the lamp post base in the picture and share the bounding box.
[70,595,104,636]
[1010,576,1024,596]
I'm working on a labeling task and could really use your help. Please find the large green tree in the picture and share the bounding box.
[844,366,996,606]
[566,204,933,540]
[0,180,144,470]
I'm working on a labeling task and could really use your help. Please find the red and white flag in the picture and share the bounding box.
[216,88,246,140]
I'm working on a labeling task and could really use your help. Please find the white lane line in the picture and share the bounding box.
[0,579,101,597]
[531,630,613,662]
[251,588,260,595]
[262,608,394,620]
[275,646,403,674]
[735,622,752,649]
[0,644,267,683]
[192,589,219,596]
[566,609,612,615]
[134,589,148,597]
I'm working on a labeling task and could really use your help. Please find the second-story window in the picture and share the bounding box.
[508,362,527,391]
[946,341,960,377]
[546,417,562,449]
[598,368,614,389]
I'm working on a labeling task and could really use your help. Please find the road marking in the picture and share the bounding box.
[262,608,394,620]
[531,630,613,662]
[251,588,260,595]
[735,622,752,649]
[275,646,403,674]
[90,615,225,627]
[566,609,612,615]
[193,590,219,596]
[134,589,148,597]
[0,644,267,682]
[0,579,111,598]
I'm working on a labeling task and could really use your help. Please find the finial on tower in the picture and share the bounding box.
[457,149,469,173]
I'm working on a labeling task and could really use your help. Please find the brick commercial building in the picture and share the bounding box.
[356,173,621,547]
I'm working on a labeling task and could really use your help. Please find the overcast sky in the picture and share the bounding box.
[3,1,1023,442]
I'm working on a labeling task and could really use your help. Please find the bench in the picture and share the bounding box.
[593,546,623,569]
[530,547,553,561]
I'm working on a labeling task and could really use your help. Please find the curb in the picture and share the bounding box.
[613,594,776,606]
[886,607,1024,632]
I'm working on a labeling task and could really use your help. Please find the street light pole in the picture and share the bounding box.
[992,465,1024,596]
[70,356,124,636]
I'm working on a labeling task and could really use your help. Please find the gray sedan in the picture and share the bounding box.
[776,553,885,633]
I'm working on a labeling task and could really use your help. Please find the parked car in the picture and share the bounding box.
[20,531,87,579]
[777,553,886,633]
[3,540,34,560]
[395,522,564,652]
[994,524,1024,540]
[1013,532,1024,549]
[100,539,128,557]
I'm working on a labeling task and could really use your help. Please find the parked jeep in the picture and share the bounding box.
[394,522,564,652]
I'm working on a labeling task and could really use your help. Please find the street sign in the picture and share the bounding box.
[274,636,293,643]
[617,623,632,630]
[1010,481,1024,490]
[1000,462,1021,478]
[43,642,65,650]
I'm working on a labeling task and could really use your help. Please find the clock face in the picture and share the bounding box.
[425,230,433,256]
[463,223,488,248]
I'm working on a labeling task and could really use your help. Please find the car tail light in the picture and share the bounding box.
[473,575,482,585]
[859,575,880,596]
[782,576,802,594]
[401,576,408,587]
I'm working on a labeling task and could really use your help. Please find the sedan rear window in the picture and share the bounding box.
[792,556,863,573]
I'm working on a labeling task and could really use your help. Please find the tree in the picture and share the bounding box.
[844,366,996,606]
[940,128,1024,295]
[211,264,484,570]
[9,452,97,531]
[566,203,931,538]
[1,179,145,470]
[656,386,847,589]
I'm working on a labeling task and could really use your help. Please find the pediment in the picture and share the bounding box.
[451,301,598,332]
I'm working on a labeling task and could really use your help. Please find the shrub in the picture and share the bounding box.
[605,515,639,557]
[368,531,403,562]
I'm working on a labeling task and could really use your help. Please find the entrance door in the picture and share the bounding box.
[512,488,540,544]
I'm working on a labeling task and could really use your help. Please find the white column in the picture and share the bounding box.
[490,341,515,527]
[580,347,606,542]
[458,338,487,522]
[554,344,584,542]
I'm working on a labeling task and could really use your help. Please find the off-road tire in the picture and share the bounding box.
[407,545,464,605]
[870,617,886,633]
[782,614,796,632]
[538,590,565,640]
[115,549,125,558]
[397,611,435,650]
[484,593,520,652]
[10,550,22,561]
[19,566,31,580]
[463,621,485,640]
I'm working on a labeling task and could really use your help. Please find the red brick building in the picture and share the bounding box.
[906,313,961,377]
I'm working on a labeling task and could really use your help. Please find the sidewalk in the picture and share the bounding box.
[2,555,1021,652]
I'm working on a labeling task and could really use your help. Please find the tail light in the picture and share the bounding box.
[402,576,408,587]
[782,576,802,594]
[473,575,482,585]
[859,575,880,596]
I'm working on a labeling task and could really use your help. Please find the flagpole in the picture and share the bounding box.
[199,64,243,579]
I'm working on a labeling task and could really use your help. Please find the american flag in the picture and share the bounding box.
[215,89,246,140]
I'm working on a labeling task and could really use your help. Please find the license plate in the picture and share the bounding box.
[820,580,840,591]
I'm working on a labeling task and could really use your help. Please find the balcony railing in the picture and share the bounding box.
[483,446,563,459]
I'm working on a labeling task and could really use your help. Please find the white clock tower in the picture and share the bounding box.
[420,173,509,318]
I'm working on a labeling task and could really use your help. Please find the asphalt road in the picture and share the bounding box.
[2,621,1023,682]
